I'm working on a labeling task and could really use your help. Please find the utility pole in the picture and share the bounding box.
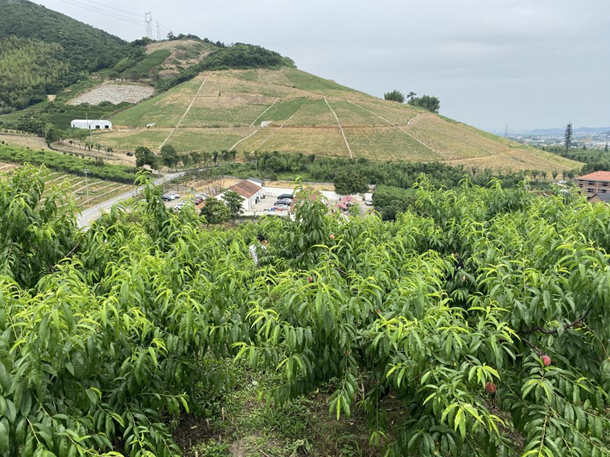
[84,169,90,204]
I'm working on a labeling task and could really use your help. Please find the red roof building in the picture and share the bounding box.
[576,171,610,197]
[228,180,261,199]
[222,180,262,211]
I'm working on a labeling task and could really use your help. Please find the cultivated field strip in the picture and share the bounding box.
[250,114,295,153]
[324,97,353,159]
[0,162,134,209]
[345,99,440,157]
[250,98,280,127]
[159,75,208,149]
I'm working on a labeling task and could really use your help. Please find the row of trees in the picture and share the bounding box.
[1,170,609,456]
[134,145,239,170]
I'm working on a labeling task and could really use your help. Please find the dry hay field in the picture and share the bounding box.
[0,133,51,150]
[103,68,582,172]
[0,163,134,209]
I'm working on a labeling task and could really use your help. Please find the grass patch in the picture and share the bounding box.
[180,359,385,457]
[284,68,350,93]
[346,127,439,161]
[237,127,349,157]
[252,97,309,125]
[111,76,202,127]
[289,98,337,126]
[122,49,171,79]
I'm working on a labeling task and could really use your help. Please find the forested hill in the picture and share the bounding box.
[0,0,127,72]
[0,0,135,110]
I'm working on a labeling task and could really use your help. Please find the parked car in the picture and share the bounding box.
[194,196,204,204]
[275,199,292,206]
[161,194,173,201]
[174,200,190,211]
[126,152,134,157]
[278,194,293,200]
[168,192,179,200]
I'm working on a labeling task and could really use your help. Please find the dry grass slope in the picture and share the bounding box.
[102,68,582,171]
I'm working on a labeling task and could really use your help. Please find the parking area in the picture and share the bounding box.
[161,183,371,217]
[248,186,346,217]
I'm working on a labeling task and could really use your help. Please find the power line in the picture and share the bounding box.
[57,0,172,36]
[58,0,144,26]
[76,0,142,18]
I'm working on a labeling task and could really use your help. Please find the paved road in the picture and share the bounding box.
[77,172,185,228]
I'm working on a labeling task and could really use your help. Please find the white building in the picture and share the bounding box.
[218,179,263,212]
[71,119,113,130]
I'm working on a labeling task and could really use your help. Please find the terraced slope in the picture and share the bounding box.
[103,68,580,172]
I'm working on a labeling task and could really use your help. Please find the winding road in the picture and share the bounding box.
[77,171,185,228]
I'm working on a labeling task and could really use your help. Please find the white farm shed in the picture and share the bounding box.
[218,180,262,212]
[71,119,113,130]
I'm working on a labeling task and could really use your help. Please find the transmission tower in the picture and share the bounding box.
[504,125,509,138]
[156,21,161,40]
[145,12,153,39]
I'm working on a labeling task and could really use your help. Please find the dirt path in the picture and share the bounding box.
[324,97,353,159]
[228,128,261,152]
[250,98,279,127]
[250,114,294,153]
[407,113,423,125]
[159,75,208,150]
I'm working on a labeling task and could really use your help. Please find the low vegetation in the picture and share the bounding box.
[155,44,295,92]
[1,168,609,456]
[121,49,172,80]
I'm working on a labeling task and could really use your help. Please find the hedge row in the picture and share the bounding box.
[0,143,139,184]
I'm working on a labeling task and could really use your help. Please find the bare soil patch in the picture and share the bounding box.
[67,83,155,106]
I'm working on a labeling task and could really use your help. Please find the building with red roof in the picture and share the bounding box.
[576,171,610,197]
[219,179,262,211]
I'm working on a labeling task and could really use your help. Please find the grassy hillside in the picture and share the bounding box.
[104,68,581,172]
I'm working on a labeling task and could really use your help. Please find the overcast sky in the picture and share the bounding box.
[38,0,609,132]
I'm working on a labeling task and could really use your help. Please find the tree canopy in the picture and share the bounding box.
[0,171,609,456]
[135,146,158,170]
[407,93,441,113]
[160,144,179,169]
[383,90,405,103]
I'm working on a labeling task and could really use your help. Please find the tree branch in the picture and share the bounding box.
[519,308,591,336]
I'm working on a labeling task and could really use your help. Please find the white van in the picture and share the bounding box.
[364,193,373,206]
